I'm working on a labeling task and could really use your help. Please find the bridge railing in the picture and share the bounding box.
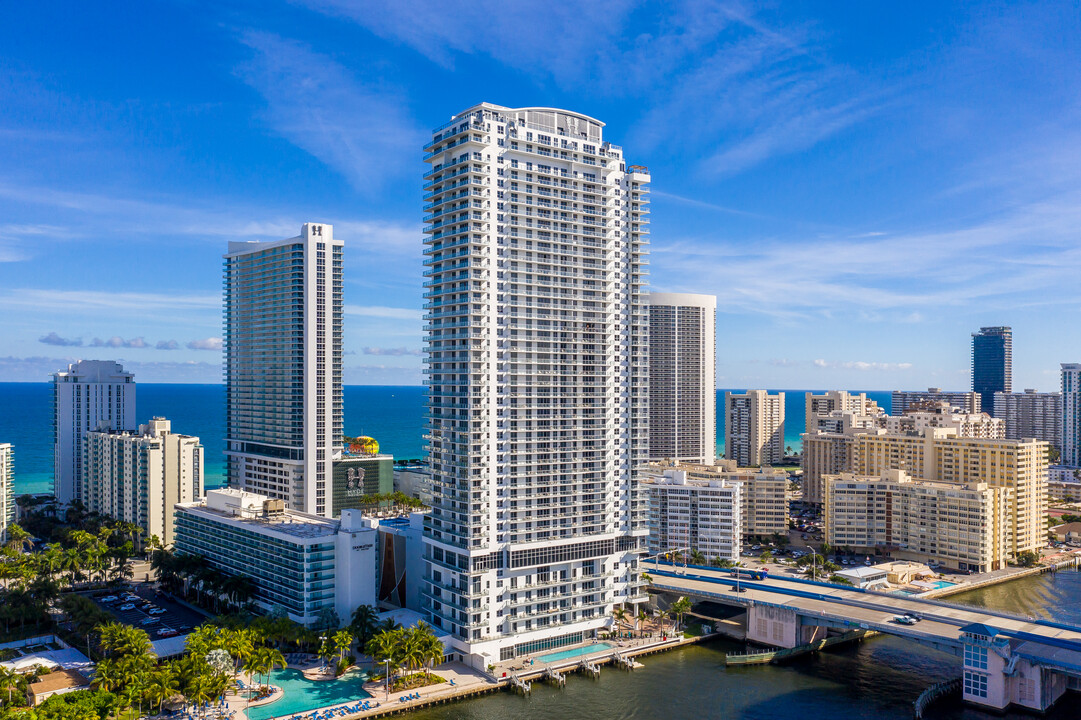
[644,559,1081,634]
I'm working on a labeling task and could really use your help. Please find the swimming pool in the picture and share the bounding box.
[245,669,371,720]
[537,642,613,663]
[927,580,957,589]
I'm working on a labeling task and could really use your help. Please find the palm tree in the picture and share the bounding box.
[366,629,401,684]
[350,604,379,647]
[637,609,648,636]
[4,524,33,554]
[0,665,18,706]
[146,664,181,715]
[332,629,354,665]
[641,572,653,586]
[414,624,443,678]
[669,597,692,631]
[689,549,707,566]
[612,606,629,630]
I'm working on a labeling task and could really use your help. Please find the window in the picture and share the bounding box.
[963,644,988,670]
[963,671,988,698]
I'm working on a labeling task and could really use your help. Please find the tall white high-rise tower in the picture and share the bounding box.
[224,223,343,517]
[1062,364,1081,467]
[422,104,650,664]
[647,293,716,464]
[52,360,136,506]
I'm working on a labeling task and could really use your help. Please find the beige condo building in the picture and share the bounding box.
[804,390,882,436]
[725,390,785,467]
[824,469,1012,573]
[852,429,1047,556]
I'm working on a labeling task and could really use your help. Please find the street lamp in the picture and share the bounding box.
[383,659,391,701]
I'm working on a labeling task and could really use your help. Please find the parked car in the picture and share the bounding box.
[140,617,160,625]
[157,628,178,638]
[99,595,118,603]
[148,607,166,615]
[119,603,136,611]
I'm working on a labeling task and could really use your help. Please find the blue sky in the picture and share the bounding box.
[1,1,1079,389]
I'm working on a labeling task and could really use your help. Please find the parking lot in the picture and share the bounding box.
[88,583,207,641]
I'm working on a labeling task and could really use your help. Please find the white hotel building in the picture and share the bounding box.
[174,488,376,627]
[52,360,136,506]
[647,292,717,465]
[224,223,343,517]
[422,104,650,665]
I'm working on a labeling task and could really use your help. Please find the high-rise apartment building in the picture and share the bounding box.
[804,391,881,434]
[724,390,785,466]
[892,388,981,415]
[422,104,649,664]
[224,223,343,517]
[647,292,716,464]
[994,389,1061,453]
[83,418,203,546]
[0,444,13,542]
[801,409,883,505]
[1062,364,1081,467]
[52,360,136,506]
[972,326,1012,416]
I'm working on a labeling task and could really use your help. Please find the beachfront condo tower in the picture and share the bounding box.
[1062,363,1081,467]
[52,360,136,506]
[647,293,717,465]
[422,104,650,665]
[725,389,785,467]
[224,223,343,517]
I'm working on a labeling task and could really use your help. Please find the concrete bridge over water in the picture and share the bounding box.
[643,560,1081,714]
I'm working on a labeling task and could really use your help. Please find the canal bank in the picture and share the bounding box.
[400,570,1081,720]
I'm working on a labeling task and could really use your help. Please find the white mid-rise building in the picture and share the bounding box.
[52,360,136,507]
[224,223,343,517]
[0,444,13,541]
[83,418,203,546]
[883,401,1005,439]
[174,488,376,627]
[644,470,741,562]
[647,293,716,465]
[642,460,788,539]
[725,390,785,467]
[1062,364,1081,467]
[422,103,650,665]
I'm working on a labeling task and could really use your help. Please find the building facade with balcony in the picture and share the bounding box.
[644,469,741,562]
[725,390,785,467]
[421,104,649,666]
[646,292,716,465]
[174,488,375,627]
[224,223,343,518]
[83,417,202,546]
[52,360,136,506]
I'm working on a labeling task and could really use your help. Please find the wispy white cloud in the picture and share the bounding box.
[156,340,179,350]
[235,31,423,192]
[814,359,913,372]
[0,289,218,313]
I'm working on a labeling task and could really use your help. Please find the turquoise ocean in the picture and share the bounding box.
[0,383,891,495]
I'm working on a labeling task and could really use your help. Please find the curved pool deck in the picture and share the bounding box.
[244,669,371,720]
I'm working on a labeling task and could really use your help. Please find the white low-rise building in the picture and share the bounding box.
[0,444,13,542]
[835,565,889,590]
[174,488,377,627]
